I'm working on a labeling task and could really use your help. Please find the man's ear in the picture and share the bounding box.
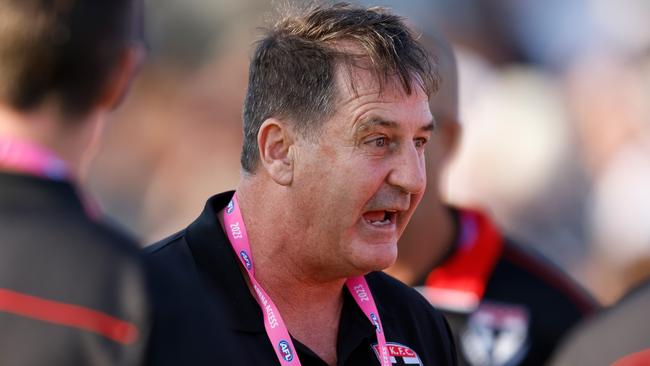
[257,118,295,186]
[97,45,146,111]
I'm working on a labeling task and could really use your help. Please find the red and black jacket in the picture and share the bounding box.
[0,172,150,365]
[417,207,598,366]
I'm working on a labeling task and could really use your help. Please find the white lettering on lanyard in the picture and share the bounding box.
[254,283,279,328]
[353,284,370,302]
[229,221,243,239]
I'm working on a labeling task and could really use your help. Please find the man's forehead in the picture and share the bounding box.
[346,82,434,133]
[334,66,428,105]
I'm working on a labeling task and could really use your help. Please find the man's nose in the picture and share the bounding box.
[387,143,426,195]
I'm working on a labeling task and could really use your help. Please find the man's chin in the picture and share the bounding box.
[350,241,398,274]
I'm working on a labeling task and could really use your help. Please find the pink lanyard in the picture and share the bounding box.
[0,137,100,219]
[223,193,390,366]
[0,138,69,180]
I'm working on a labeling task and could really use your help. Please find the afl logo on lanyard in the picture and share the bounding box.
[370,312,381,333]
[239,251,252,270]
[226,200,235,214]
[278,340,294,362]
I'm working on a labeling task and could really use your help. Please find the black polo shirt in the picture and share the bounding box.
[146,191,457,365]
[0,172,149,365]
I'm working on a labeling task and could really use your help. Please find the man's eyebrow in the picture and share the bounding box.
[354,117,436,135]
[355,118,398,133]
[421,119,436,132]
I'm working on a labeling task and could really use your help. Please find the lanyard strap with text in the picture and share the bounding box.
[223,193,390,366]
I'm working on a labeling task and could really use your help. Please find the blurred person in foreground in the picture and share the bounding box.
[384,29,598,366]
[549,279,650,366]
[146,3,457,365]
[0,0,149,364]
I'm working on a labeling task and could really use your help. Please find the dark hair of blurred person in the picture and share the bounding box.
[145,3,459,365]
[383,25,599,366]
[0,0,145,118]
[0,0,149,364]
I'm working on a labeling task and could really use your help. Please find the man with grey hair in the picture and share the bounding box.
[147,3,457,365]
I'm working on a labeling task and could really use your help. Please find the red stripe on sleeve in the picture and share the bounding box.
[0,288,139,345]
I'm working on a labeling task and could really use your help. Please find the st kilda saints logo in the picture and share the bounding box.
[372,342,422,365]
[460,302,530,366]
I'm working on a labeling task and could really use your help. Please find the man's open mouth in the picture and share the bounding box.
[362,210,398,227]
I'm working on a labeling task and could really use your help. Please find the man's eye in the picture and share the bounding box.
[414,138,428,148]
[365,137,388,148]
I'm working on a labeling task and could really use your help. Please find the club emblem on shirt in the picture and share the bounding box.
[372,342,422,365]
[460,301,530,366]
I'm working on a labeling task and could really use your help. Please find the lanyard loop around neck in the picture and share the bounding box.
[0,137,101,220]
[223,193,390,366]
[0,138,69,180]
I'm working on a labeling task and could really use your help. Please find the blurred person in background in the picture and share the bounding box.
[369,8,598,364]
[146,3,458,365]
[0,0,150,364]
[418,0,650,308]
[88,0,270,244]
[564,51,650,304]
[547,49,650,366]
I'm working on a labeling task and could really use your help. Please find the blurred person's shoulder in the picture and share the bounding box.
[0,173,149,365]
[0,173,149,302]
[549,279,650,366]
[0,172,144,271]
